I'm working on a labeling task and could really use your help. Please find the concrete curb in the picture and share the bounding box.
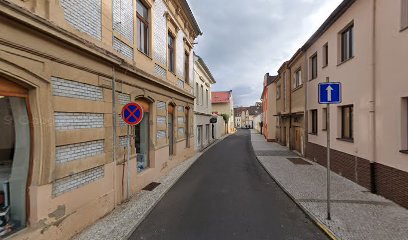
[249,133,339,240]
[123,133,232,239]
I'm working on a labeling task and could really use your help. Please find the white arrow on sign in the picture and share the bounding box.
[326,85,333,102]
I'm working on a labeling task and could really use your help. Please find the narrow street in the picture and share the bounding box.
[129,129,328,240]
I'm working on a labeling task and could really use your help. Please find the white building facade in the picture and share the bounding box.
[193,54,216,150]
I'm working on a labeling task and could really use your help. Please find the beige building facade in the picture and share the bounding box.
[0,0,201,238]
[193,54,216,150]
[265,0,408,208]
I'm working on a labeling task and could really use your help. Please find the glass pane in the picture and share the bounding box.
[137,0,148,19]
[0,96,30,234]
[136,113,149,173]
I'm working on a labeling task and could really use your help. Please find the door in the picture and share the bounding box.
[0,78,31,236]
[294,127,302,153]
[168,113,174,156]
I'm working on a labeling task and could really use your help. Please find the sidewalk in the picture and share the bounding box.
[250,130,408,240]
[72,134,230,240]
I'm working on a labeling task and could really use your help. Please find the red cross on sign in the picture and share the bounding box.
[121,102,144,125]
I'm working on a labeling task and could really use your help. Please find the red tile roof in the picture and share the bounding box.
[212,91,231,103]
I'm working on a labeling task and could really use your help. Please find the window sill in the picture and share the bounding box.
[137,49,152,60]
[309,77,317,81]
[322,128,327,131]
[309,132,318,136]
[291,85,303,92]
[337,56,354,67]
[399,150,408,154]
[400,26,408,32]
[322,64,328,69]
[336,138,354,143]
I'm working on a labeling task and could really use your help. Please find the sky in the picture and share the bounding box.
[188,0,343,107]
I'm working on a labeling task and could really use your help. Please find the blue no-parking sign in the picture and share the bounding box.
[318,82,342,104]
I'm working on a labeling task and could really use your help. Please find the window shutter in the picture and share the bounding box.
[402,0,408,30]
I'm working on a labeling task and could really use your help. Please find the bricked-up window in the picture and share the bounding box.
[323,43,328,67]
[185,52,190,84]
[310,109,318,134]
[310,54,318,80]
[137,0,149,55]
[341,105,353,139]
[168,32,175,73]
[402,0,408,30]
[341,25,354,62]
[293,68,302,89]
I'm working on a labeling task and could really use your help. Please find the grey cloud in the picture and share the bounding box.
[188,0,342,106]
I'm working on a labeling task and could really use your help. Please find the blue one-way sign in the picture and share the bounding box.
[319,82,342,104]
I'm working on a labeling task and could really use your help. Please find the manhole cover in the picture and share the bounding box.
[287,158,312,165]
[142,182,161,191]
[256,150,297,156]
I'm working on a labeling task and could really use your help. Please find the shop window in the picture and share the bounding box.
[134,99,150,172]
[0,96,30,236]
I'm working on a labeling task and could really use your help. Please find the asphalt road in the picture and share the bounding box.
[129,129,328,240]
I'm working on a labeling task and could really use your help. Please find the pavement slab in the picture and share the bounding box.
[250,130,408,240]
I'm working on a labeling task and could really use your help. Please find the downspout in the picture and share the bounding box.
[112,66,118,205]
[370,0,377,193]
[303,50,308,157]
[288,67,293,150]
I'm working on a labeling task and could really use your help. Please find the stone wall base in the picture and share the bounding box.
[306,142,408,208]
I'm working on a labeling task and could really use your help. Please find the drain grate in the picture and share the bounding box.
[287,158,312,165]
[256,150,297,156]
[142,182,161,191]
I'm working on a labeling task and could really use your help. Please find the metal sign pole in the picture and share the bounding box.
[326,102,331,220]
[326,76,331,220]
[126,125,131,200]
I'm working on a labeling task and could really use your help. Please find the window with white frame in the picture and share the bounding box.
[310,54,318,80]
[340,24,354,62]
[293,68,302,89]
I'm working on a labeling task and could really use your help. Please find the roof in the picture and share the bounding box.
[179,0,202,36]
[303,0,355,50]
[234,104,262,117]
[194,53,216,84]
[212,91,231,104]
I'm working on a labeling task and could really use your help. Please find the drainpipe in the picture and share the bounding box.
[288,67,293,151]
[303,50,308,157]
[369,0,377,193]
[112,66,118,205]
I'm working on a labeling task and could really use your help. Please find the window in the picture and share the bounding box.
[201,85,204,105]
[323,43,328,67]
[276,84,281,99]
[185,52,190,83]
[402,0,408,30]
[401,97,408,152]
[293,69,302,89]
[341,105,353,139]
[206,89,209,107]
[283,72,287,110]
[137,0,149,55]
[168,32,175,73]
[341,25,354,62]
[322,108,327,131]
[310,54,318,80]
[310,109,318,134]
[195,83,199,104]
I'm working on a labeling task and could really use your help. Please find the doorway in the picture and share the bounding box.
[0,78,31,236]
[135,99,150,173]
